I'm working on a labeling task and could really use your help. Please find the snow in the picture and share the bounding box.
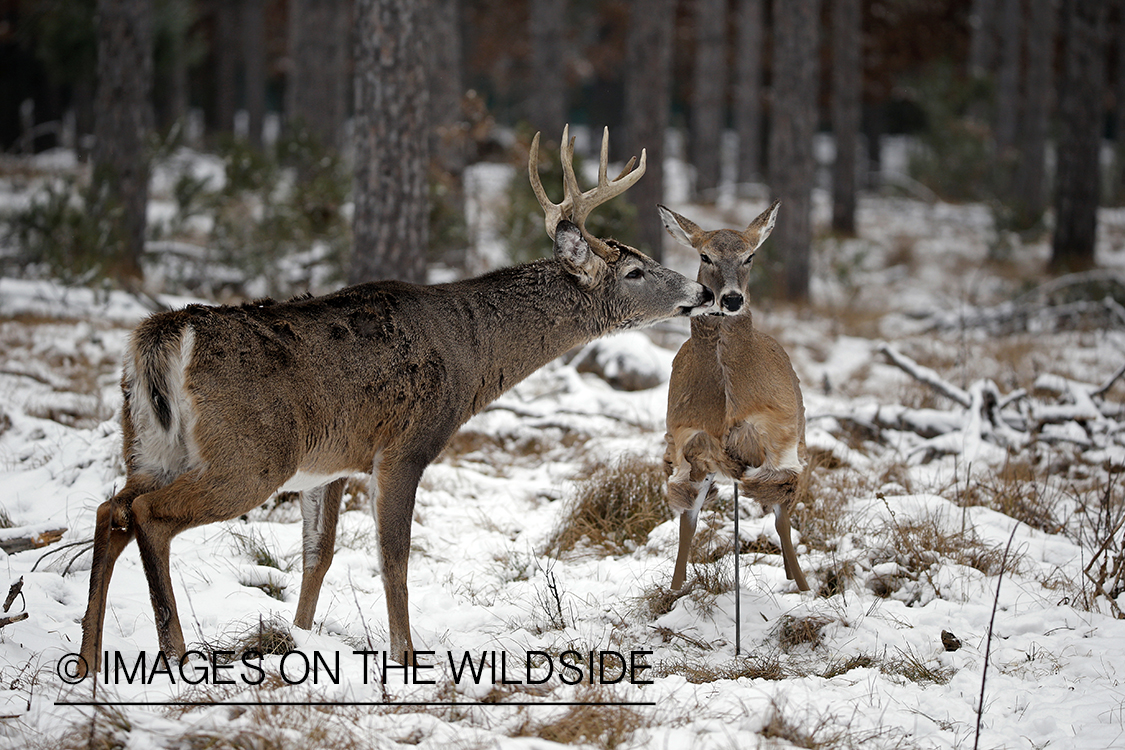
[1,148,1124,750]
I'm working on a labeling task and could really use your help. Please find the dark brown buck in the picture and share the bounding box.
[659,201,811,593]
[77,127,714,674]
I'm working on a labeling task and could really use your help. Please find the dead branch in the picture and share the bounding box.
[3,577,23,612]
[0,612,28,629]
[0,527,66,555]
[878,344,971,407]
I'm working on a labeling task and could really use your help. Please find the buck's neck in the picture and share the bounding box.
[446,259,612,411]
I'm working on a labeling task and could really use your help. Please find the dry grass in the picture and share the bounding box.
[548,455,671,557]
[774,614,834,653]
[509,686,644,750]
[653,652,787,683]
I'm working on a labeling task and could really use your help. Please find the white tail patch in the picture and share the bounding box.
[130,326,202,482]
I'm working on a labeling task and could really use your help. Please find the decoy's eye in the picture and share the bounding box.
[744,254,755,266]
[700,254,713,265]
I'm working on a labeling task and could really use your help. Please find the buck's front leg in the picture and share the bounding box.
[373,451,430,663]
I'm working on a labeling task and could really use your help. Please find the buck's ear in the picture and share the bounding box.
[554,220,604,287]
[744,199,780,251]
[657,204,701,248]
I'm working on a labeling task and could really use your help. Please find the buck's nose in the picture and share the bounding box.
[700,287,715,306]
[721,292,743,312]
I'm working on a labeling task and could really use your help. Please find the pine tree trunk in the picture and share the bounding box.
[690,0,727,199]
[527,0,568,139]
[734,0,764,185]
[1052,0,1108,273]
[831,0,861,235]
[93,0,153,284]
[242,0,266,148]
[968,0,999,78]
[214,0,239,135]
[430,0,465,176]
[1013,0,1055,225]
[624,0,675,262]
[769,0,820,302]
[994,0,1022,156]
[351,0,430,285]
[288,0,349,149]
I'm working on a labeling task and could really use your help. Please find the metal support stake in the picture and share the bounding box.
[733,483,741,657]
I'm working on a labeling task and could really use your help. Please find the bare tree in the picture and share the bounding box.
[831,0,861,235]
[527,0,568,138]
[624,0,675,262]
[213,0,239,135]
[351,0,430,284]
[968,0,999,79]
[93,0,153,284]
[288,0,349,149]
[690,0,728,199]
[430,0,465,175]
[769,0,820,302]
[734,0,765,185]
[1013,0,1056,224]
[1052,0,1108,273]
[242,0,266,147]
[994,0,1022,156]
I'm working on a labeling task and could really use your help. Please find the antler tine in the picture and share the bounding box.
[528,124,646,257]
[571,127,647,229]
[559,125,583,219]
[529,130,567,239]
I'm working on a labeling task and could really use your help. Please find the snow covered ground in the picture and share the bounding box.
[1,150,1124,749]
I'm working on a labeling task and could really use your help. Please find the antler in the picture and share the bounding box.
[528,124,646,261]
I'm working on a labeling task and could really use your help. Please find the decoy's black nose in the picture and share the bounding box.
[721,292,743,312]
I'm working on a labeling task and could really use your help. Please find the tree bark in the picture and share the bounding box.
[769,0,820,302]
[623,0,675,262]
[351,0,430,285]
[734,0,764,185]
[288,0,349,149]
[527,0,568,139]
[1052,0,1108,273]
[213,0,239,135]
[242,0,266,147]
[994,0,1022,156]
[690,0,728,200]
[93,0,153,284]
[968,0,999,79]
[831,0,861,235]
[1013,0,1055,224]
[430,0,465,175]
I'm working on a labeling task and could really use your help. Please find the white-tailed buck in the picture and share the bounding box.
[77,127,714,675]
[659,201,811,593]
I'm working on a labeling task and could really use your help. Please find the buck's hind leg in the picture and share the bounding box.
[129,471,279,659]
[78,476,155,677]
[294,478,346,630]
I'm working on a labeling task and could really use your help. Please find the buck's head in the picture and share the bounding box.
[657,201,780,316]
[531,127,714,327]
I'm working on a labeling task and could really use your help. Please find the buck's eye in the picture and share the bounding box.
[700,254,713,265]
[743,255,755,266]
[625,268,644,280]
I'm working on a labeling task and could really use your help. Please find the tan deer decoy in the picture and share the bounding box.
[659,200,811,593]
[76,126,715,676]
